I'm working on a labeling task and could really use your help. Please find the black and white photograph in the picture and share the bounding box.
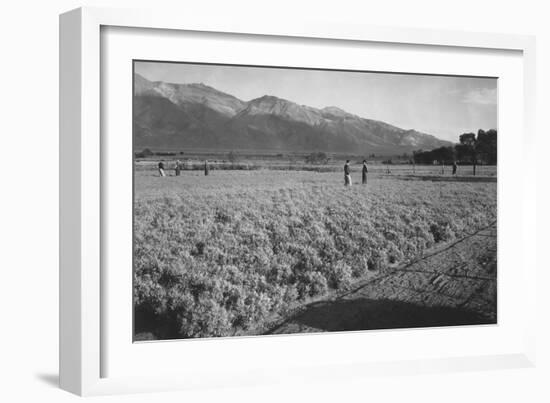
[133,60,498,341]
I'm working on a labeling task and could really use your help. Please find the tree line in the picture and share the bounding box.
[413,129,497,175]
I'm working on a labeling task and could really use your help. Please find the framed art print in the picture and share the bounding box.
[132,60,498,341]
[60,7,537,396]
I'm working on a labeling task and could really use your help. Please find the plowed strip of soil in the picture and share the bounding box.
[266,223,497,335]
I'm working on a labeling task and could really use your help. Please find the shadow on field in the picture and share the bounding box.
[134,308,180,341]
[267,298,494,334]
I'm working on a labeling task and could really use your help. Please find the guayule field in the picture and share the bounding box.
[133,167,497,340]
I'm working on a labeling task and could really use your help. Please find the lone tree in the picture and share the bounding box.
[456,132,478,175]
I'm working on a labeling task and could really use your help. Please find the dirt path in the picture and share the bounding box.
[266,223,497,335]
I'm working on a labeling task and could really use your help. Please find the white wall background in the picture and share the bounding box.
[0,0,548,401]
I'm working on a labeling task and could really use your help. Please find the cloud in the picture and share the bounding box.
[461,87,497,105]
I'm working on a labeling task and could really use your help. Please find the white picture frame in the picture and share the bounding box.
[59,6,537,396]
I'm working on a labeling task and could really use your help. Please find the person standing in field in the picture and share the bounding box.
[204,160,209,176]
[344,160,352,186]
[158,161,166,177]
[362,159,368,185]
[452,161,458,175]
[175,160,181,176]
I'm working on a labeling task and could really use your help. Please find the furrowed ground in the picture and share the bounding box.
[267,223,497,335]
[134,168,497,340]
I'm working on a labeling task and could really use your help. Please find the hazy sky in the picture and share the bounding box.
[135,61,497,142]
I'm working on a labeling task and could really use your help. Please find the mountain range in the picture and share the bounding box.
[133,73,452,155]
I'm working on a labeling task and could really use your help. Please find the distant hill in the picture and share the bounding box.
[133,73,452,155]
